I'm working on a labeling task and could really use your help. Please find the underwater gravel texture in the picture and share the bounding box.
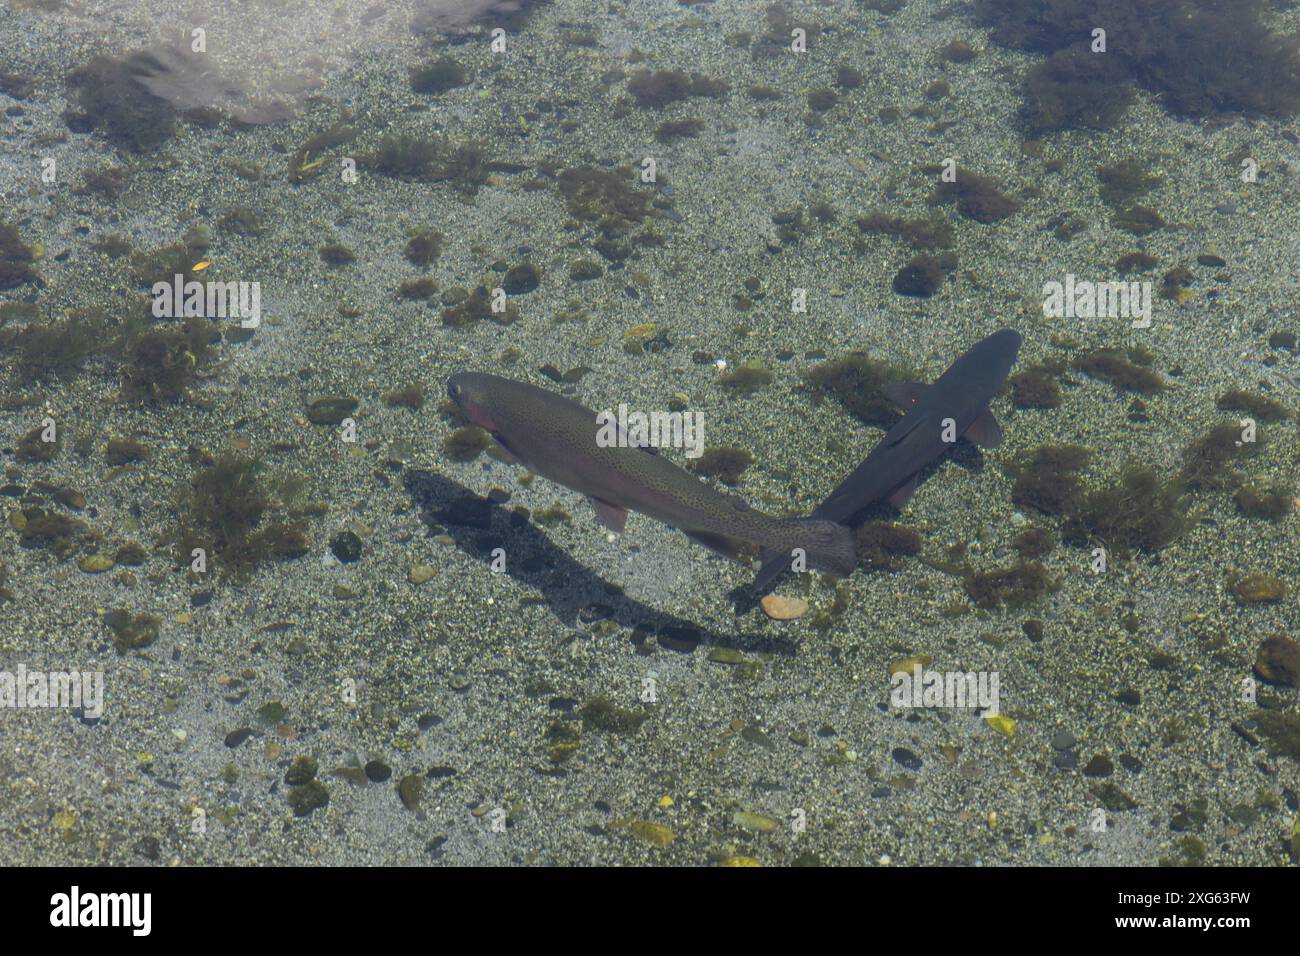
[0,0,1297,865]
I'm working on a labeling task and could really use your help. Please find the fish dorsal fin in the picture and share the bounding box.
[887,473,920,510]
[964,409,1003,449]
[883,380,928,407]
[590,497,628,532]
[596,411,659,454]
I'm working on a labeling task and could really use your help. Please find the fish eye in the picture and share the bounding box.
[447,381,461,399]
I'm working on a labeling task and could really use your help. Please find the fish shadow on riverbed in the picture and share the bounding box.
[404,469,799,655]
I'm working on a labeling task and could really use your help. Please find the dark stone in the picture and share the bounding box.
[329,530,363,563]
[891,747,923,771]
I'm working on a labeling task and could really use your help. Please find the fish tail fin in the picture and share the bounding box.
[794,519,858,579]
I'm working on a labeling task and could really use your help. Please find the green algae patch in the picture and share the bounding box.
[443,426,490,462]
[287,780,329,817]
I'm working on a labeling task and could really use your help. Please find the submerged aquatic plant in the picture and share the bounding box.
[11,310,106,383]
[177,452,309,576]
[0,219,38,290]
[975,0,1300,123]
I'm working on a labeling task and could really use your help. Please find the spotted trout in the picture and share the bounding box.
[447,372,857,578]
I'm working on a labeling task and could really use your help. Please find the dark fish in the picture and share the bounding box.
[447,372,857,578]
[752,328,1022,594]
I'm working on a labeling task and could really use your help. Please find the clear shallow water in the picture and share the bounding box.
[0,0,1297,866]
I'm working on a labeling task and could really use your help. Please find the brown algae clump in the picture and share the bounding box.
[855,521,923,571]
[1009,444,1091,515]
[11,310,105,383]
[964,561,1056,609]
[717,362,774,396]
[1234,485,1294,521]
[177,452,310,576]
[929,168,1019,223]
[1062,464,1190,555]
[805,353,910,426]
[1180,422,1263,491]
[440,286,520,327]
[1012,525,1056,558]
[384,385,426,410]
[105,437,150,465]
[1230,574,1285,605]
[444,426,490,462]
[626,69,729,108]
[1008,360,1065,409]
[1096,159,1162,207]
[556,166,654,234]
[410,56,470,95]
[1072,347,1164,394]
[976,0,1300,121]
[102,609,162,652]
[403,230,443,267]
[1215,389,1290,422]
[856,212,954,250]
[690,447,754,485]
[15,425,60,463]
[1021,46,1134,133]
[892,255,950,297]
[581,696,649,734]
[118,318,218,403]
[0,220,39,290]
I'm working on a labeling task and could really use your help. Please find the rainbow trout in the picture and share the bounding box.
[447,372,857,578]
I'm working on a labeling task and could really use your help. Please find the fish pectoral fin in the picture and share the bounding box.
[590,497,628,533]
[490,434,521,464]
[883,380,928,408]
[684,529,753,562]
[887,474,920,510]
[963,409,1003,449]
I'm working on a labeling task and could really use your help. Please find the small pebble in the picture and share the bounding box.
[760,594,808,620]
[1049,730,1077,751]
